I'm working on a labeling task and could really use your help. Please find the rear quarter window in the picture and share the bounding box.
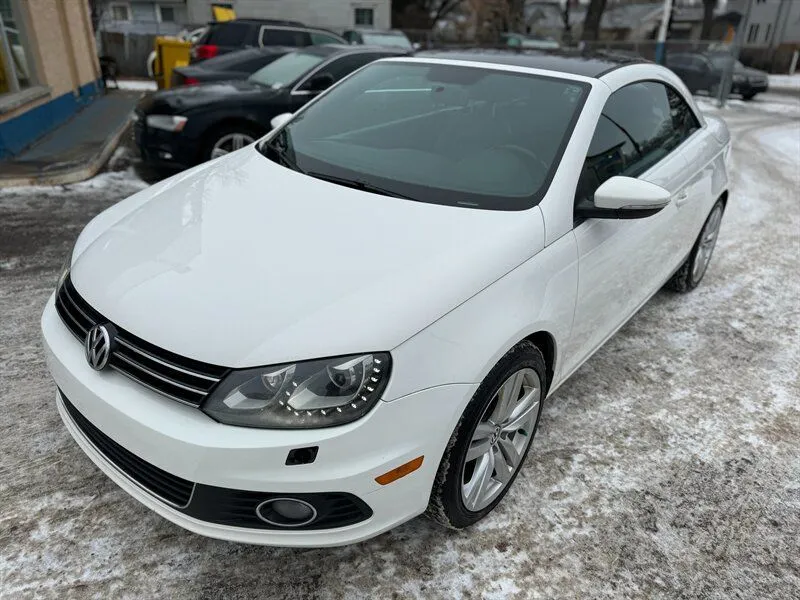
[262,27,311,47]
[206,22,255,46]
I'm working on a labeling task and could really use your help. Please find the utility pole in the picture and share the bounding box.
[719,0,754,107]
[654,0,674,65]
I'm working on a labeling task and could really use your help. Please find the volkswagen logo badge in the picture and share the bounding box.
[85,324,112,371]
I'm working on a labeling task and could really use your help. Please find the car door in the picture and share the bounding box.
[563,81,694,373]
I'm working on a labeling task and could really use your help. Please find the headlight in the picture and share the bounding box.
[203,353,392,429]
[733,74,746,83]
[146,115,188,132]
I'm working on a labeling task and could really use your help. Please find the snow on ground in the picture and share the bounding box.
[112,79,158,92]
[694,92,800,118]
[0,98,798,599]
[757,125,800,166]
[769,73,800,90]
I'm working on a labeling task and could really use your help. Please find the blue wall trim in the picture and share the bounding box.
[0,79,103,159]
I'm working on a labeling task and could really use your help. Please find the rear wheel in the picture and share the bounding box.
[427,341,546,529]
[666,200,725,293]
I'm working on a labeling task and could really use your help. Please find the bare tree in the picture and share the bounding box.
[580,0,608,42]
[392,0,468,29]
[701,0,717,40]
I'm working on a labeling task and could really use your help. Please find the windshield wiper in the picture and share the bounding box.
[306,171,416,201]
[264,142,305,174]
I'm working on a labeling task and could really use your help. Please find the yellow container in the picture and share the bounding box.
[153,37,191,90]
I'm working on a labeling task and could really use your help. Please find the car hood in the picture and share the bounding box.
[137,80,275,113]
[71,147,545,368]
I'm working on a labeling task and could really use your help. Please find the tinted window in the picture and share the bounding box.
[310,31,344,44]
[206,23,253,46]
[361,32,413,49]
[577,81,700,203]
[262,27,310,47]
[248,52,327,88]
[260,62,589,210]
[315,53,384,83]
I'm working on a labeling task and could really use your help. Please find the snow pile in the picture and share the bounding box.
[768,74,800,90]
[113,79,158,92]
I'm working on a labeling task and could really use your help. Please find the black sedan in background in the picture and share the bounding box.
[666,52,769,100]
[171,47,291,88]
[135,45,407,169]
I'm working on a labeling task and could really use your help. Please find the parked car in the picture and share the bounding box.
[171,47,291,88]
[46,50,731,546]
[342,29,413,50]
[135,45,407,168]
[502,33,560,50]
[666,52,769,100]
[191,19,346,63]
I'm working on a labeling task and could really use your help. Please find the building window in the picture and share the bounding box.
[764,23,772,44]
[354,8,374,27]
[0,0,34,95]
[110,3,131,21]
[157,5,176,23]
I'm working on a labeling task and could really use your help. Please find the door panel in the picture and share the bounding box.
[564,156,686,375]
[563,81,700,375]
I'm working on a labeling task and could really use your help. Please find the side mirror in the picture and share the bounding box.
[270,112,293,130]
[576,176,671,219]
[305,72,335,93]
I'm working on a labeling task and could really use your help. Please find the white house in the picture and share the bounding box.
[186,0,391,31]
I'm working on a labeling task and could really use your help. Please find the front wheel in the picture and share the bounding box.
[666,199,725,293]
[427,341,546,529]
[202,124,260,162]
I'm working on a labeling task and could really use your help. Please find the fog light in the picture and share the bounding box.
[256,497,317,527]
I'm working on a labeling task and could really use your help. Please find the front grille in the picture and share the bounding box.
[60,392,373,531]
[55,274,228,406]
[62,393,195,508]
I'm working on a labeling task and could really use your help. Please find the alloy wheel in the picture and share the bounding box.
[461,368,541,512]
[211,132,255,159]
[692,203,723,284]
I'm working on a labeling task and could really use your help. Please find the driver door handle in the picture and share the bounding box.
[675,190,689,206]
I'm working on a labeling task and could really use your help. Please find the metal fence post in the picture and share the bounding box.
[719,0,753,107]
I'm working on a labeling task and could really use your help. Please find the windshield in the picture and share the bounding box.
[259,61,589,210]
[361,33,412,49]
[248,52,326,88]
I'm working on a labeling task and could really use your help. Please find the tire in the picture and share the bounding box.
[666,199,725,293]
[202,123,262,163]
[427,341,547,529]
[742,92,757,101]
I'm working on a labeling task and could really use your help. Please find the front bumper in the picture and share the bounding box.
[134,115,198,170]
[42,295,473,546]
[732,80,769,96]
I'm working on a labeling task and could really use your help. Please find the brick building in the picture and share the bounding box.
[0,0,101,158]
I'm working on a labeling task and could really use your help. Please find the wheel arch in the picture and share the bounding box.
[522,331,556,395]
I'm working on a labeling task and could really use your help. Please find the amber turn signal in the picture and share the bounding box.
[375,456,424,485]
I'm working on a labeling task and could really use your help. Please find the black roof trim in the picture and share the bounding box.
[415,48,650,78]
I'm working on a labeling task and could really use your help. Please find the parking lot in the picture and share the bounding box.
[1,94,798,599]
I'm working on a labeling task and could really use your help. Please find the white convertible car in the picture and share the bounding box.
[42,51,730,546]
